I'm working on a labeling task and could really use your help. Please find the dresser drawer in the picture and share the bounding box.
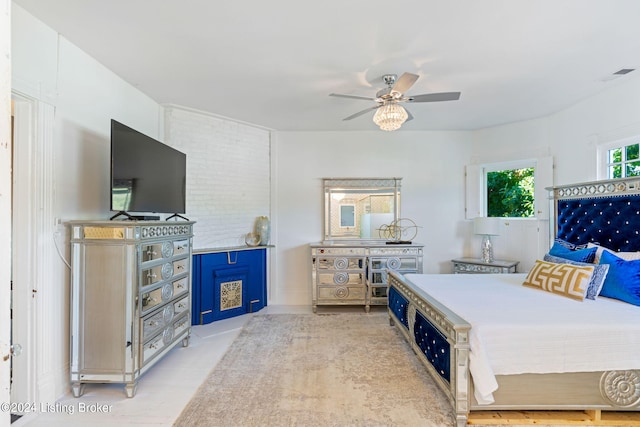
[141,312,190,366]
[173,257,189,276]
[141,241,175,263]
[142,262,174,286]
[173,240,190,256]
[173,295,189,315]
[141,258,189,287]
[317,272,364,286]
[370,257,417,271]
[141,277,188,314]
[316,257,363,270]
[317,285,366,301]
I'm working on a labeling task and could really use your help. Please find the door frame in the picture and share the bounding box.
[10,92,39,411]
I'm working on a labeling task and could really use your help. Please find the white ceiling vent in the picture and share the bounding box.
[601,68,635,82]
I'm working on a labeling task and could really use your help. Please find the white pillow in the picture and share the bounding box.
[587,242,640,263]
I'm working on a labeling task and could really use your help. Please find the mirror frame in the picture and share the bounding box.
[323,177,402,241]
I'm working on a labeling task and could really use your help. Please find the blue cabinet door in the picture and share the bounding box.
[192,248,267,324]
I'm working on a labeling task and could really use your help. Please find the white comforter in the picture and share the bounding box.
[404,273,640,405]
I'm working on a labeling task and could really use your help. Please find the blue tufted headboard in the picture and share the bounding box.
[551,178,640,252]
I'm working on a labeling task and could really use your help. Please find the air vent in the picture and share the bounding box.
[601,69,635,82]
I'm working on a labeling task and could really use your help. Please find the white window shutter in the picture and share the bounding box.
[465,164,482,219]
[534,157,553,220]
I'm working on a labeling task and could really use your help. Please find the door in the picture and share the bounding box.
[9,94,38,417]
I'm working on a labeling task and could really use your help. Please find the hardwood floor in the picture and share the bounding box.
[12,306,313,427]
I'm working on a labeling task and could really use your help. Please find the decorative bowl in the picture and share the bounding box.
[245,232,261,247]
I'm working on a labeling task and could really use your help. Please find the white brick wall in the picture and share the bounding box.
[164,105,270,249]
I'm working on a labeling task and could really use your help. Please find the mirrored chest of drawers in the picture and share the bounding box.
[310,242,423,312]
[69,220,194,397]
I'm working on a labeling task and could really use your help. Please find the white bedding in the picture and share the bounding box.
[404,273,640,405]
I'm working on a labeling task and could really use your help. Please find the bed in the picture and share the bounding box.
[388,177,640,427]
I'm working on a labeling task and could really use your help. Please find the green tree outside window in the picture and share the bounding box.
[487,168,535,218]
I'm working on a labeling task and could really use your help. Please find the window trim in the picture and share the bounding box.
[596,136,639,180]
[465,157,552,221]
[485,161,536,218]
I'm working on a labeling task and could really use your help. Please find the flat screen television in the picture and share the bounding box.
[110,119,186,220]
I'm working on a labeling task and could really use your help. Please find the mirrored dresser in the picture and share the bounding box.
[310,242,423,312]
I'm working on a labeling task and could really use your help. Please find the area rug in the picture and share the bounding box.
[174,312,456,426]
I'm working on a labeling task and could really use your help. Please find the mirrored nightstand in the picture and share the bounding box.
[452,258,519,274]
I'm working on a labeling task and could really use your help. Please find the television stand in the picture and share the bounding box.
[110,211,160,221]
[166,213,190,221]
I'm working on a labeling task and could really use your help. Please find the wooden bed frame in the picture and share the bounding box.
[388,177,640,426]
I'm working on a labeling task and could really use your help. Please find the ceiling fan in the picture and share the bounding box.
[329,72,461,130]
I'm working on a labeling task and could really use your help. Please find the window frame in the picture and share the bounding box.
[465,157,552,221]
[484,161,536,218]
[597,136,640,180]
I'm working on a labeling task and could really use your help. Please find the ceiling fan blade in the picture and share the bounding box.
[391,73,419,95]
[404,108,414,122]
[329,93,376,101]
[342,105,380,121]
[407,92,461,103]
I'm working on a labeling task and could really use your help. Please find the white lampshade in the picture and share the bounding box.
[473,217,500,236]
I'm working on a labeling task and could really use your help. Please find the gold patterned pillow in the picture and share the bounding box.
[523,260,594,301]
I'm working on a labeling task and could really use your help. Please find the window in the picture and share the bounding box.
[486,167,535,217]
[465,157,552,220]
[339,204,356,227]
[605,141,640,178]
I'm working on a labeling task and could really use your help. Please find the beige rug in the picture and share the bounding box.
[174,312,456,426]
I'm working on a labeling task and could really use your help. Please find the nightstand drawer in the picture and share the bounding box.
[452,258,519,274]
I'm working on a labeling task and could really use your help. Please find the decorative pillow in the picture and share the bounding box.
[587,242,640,264]
[554,238,590,250]
[523,260,594,301]
[548,241,597,263]
[543,254,609,300]
[598,251,640,306]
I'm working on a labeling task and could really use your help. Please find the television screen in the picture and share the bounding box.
[110,119,186,215]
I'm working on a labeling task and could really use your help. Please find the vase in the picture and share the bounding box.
[255,216,270,245]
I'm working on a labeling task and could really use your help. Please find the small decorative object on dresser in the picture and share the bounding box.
[452,257,518,274]
[255,216,270,245]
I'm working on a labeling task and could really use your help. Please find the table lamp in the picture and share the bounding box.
[473,217,500,263]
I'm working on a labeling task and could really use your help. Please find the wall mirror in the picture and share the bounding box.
[323,178,401,241]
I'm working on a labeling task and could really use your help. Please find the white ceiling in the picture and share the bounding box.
[13,0,640,131]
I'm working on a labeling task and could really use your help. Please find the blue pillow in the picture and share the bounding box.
[543,254,609,300]
[599,251,640,306]
[548,242,597,263]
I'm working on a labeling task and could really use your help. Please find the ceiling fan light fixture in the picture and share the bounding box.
[372,102,408,131]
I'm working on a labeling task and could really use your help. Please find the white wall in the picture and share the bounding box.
[1,2,12,426]
[271,130,472,305]
[163,105,271,249]
[473,72,640,186]
[11,5,161,403]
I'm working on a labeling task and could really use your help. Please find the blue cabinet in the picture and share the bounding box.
[192,248,267,324]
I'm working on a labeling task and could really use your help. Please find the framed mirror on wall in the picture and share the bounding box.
[323,178,401,241]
